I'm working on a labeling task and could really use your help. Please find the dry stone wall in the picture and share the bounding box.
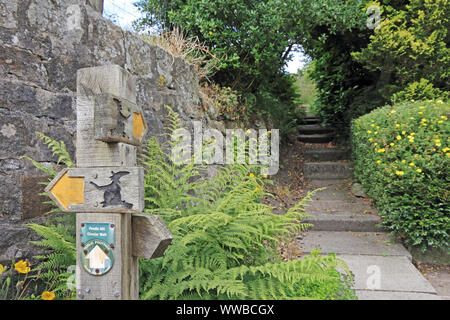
[0,0,223,261]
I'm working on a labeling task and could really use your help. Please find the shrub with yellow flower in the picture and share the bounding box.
[351,100,449,251]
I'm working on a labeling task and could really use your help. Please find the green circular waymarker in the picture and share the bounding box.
[80,239,114,276]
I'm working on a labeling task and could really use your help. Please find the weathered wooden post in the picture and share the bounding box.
[45,65,172,300]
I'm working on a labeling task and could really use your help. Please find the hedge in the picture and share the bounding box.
[351,100,449,251]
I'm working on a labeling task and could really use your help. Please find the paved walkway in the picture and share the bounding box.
[296,114,441,300]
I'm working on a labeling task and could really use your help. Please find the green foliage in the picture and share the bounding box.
[352,0,450,94]
[302,0,449,136]
[139,107,356,300]
[391,79,449,104]
[135,0,311,138]
[351,100,450,251]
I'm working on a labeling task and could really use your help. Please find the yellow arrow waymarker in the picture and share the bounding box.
[46,169,84,211]
[133,112,146,140]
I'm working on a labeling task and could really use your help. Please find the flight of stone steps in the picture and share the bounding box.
[297,113,441,300]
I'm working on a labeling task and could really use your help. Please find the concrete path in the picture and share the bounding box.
[297,115,441,300]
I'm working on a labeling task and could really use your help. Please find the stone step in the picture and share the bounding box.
[303,148,349,161]
[299,231,411,258]
[303,162,353,179]
[305,113,317,119]
[298,134,333,143]
[303,213,382,232]
[298,125,333,135]
[340,254,436,295]
[356,290,441,300]
[306,199,377,214]
[303,118,321,125]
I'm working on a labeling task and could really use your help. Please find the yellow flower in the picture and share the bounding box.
[390,143,395,147]
[418,111,423,115]
[441,115,448,120]
[395,124,400,127]
[377,148,385,153]
[263,174,268,179]
[373,143,378,146]
[401,160,406,163]
[246,129,252,134]
[209,31,213,35]
[368,138,373,142]
[408,137,414,143]
[402,131,406,135]
[438,120,444,124]
[419,106,425,109]
[435,139,441,143]
[447,153,450,157]
[0,264,5,274]
[374,131,378,135]
[376,160,381,164]
[249,173,254,177]
[41,291,55,301]
[421,118,427,122]
[416,169,422,173]
[370,124,375,127]
[391,110,396,114]
[254,187,261,192]
[367,130,372,134]
[14,260,30,274]
[411,133,415,136]
[443,147,450,152]
[396,136,402,140]
[395,171,405,176]
[409,163,415,166]
[437,100,444,104]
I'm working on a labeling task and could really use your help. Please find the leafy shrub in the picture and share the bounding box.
[391,79,449,104]
[351,100,450,251]
[353,0,450,94]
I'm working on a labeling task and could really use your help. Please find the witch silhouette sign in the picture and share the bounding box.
[90,171,134,209]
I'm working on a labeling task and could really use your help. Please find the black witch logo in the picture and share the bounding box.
[90,171,133,209]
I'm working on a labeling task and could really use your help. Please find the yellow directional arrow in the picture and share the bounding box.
[133,112,147,140]
[46,169,84,211]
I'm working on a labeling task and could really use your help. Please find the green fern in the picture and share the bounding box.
[139,106,356,300]
[35,131,74,168]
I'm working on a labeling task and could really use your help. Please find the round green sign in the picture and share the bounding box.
[80,239,114,276]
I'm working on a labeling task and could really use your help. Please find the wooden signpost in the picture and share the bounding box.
[46,65,172,300]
